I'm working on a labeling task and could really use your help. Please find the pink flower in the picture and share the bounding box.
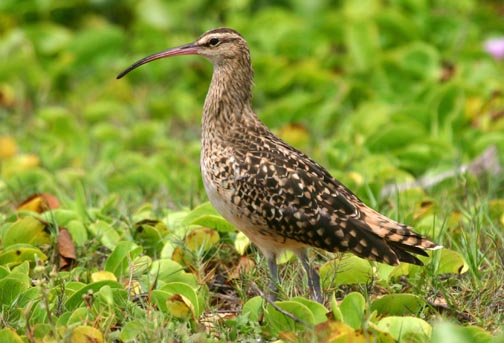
[484,37,504,60]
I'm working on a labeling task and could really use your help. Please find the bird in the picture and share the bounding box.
[117,27,441,303]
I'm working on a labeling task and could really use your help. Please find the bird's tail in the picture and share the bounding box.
[349,207,441,266]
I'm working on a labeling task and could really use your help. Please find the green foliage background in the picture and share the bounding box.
[0,0,503,342]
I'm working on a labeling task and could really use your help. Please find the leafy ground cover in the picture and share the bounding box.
[1,0,504,342]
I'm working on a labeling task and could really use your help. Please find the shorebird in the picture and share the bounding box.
[117,28,441,303]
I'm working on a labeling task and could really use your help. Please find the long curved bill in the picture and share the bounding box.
[116,42,198,79]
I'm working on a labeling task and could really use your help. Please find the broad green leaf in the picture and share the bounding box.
[0,245,47,267]
[437,248,468,274]
[133,219,167,257]
[32,323,51,340]
[338,292,366,330]
[120,320,147,341]
[182,202,236,233]
[88,220,121,250]
[2,216,50,247]
[320,254,374,288]
[0,328,24,343]
[432,322,492,343]
[344,21,379,72]
[393,42,440,80]
[184,227,220,252]
[67,307,90,326]
[276,249,294,265]
[12,260,30,275]
[0,277,29,307]
[104,241,143,278]
[371,294,426,316]
[242,296,264,322]
[66,220,88,247]
[17,287,41,308]
[150,259,197,287]
[40,208,79,226]
[65,280,123,310]
[161,282,201,318]
[0,266,10,279]
[26,23,72,55]
[377,316,431,342]
[151,290,171,313]
[291,297,328,324]
[266,300,315,335]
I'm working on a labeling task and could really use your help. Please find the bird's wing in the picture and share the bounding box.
[231,144,430,265]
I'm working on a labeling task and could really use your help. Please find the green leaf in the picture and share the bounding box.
[149,259,197,287]
[64,280,123,310]
[291,297,328,325]
[437,248,468,274]
[104,241,143,278]
[26,23,72,55]
[161,282,201,318]
[88,220,121,250]
[66,220,88,247]
[266,300,315,335]
[320,254,374,288]
[67,307,91,326]
[344,21,379,72]
[0,245,47,267]
[242,296,264,322]
[182,202,237,233]
[133,219,167,257]
[120,320,148,341]
[377,316,432,342]
[432,322,492,343]
[40,208,80,227]
[0,277,29,307]
[330,293,344,322]
[184,227,220,252]
[338,292,366,330]
[2,216,50,247]
[0,328,24,343]
[371,294,426,316]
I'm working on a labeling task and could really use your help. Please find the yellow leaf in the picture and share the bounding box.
[0,136,16,158]
[347,171,364,186]
[234,231,250,255]
[125,280,142,296]
[166,294,192,319]
[3,216,51,247]
[70,326,104,343]
[185,227,219,252]
[91,271,117,282]
[17,193,60,213]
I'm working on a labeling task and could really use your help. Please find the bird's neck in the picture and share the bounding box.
[202,58,255,135]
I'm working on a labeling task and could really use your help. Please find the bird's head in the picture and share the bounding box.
[117,28,249,79]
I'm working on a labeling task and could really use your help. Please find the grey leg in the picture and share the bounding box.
[267,255,279,301]
[296,249,323,303]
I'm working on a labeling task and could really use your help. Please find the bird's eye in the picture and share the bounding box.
[208,38,220,46]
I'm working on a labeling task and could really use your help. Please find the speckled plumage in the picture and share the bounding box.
[118,28,441,303]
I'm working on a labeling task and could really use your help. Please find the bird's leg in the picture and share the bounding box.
[267,255,280,301]
[296,249,323,303]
